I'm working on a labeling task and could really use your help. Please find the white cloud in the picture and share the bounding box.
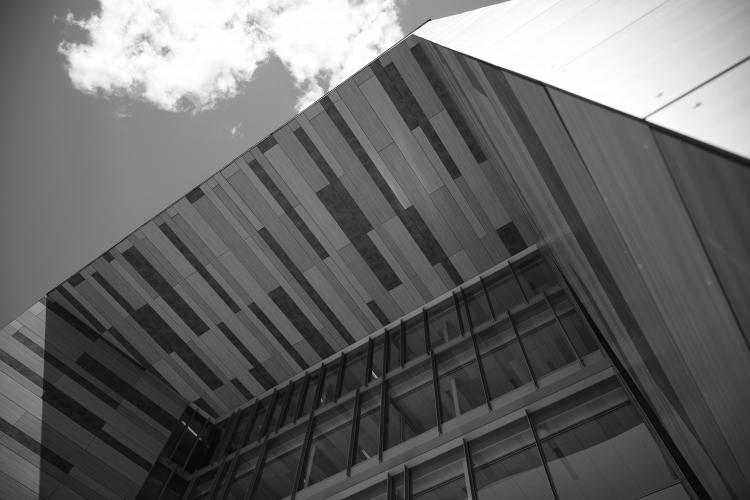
[58,0,403,113]
[230,122,243,137]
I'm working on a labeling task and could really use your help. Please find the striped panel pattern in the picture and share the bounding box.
[412,36,750,498]
[47,36,524,417]
[0,299,186,500]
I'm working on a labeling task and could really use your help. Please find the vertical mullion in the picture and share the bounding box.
[294,374,311,423]
[431,353,443,433]
[215,449,241,500]
[508,260,529,303]
[480,276,495,320]
[509,310,538,388]
[313,364,327,412]
[156,464,177,500]
[365,338,374,384]
[463,439,479,500]
[243,438,269,500]
[543,291,583,366]
[335,352,346,401]
[526,411,560,500]
[277,380,295,431]
[386,473,394,500]
[453,292,466,335]
[240,403,259,449]
[460,288,474,333]
[404,466,411,500]
[213,411,240,464]
[181,470,198,500]
[346,388,362,476]
[378,378,387,461]
[260,390,279,437]
[399,321,406,366]
[470,329,492,411]
[423,309,431,353]
[384,327,392,373]
[184,418,210,470]
[206,459,229,500]
[292,405,318,498]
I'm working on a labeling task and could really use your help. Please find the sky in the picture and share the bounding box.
[0,0,499,326]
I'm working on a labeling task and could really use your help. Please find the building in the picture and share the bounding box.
[2,0,750,498]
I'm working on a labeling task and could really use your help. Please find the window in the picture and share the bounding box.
[384,359,436,450]
[342,345,368,394]
[515,303,576,378]
[403,313,426,362]
[475,319,532,399]
[436,337,485,421]
[353,386,381,466]
[464,282,492,329]
[254,423,307,499]
[485,268,525,313]
[225,447,259,500]
[410,446,467,499]
[470,418,554,500]
[300,397,356,487]
[427,295,461,349]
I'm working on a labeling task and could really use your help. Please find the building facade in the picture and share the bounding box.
[2,0,749,499]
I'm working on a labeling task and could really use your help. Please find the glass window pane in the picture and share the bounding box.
[391,472,405,500]
[227,412,249,454]
[189,467,216,499]
[465,283,492,330]
[639,484,690,500]
[344,479,387,500]
[427,296,461,349]
[411,446,467,500]
[247,399,269,444]
[353,385,381,466]
[540,404,679,500]
[519,317,576,378]
[301,398,356,488]
[476,321,532,399]
[211,461,232,500]
[342,346,368,394]
[384,360,436,450]
[548,291,599,356]
[267,387,288,433]
[471,419,554,500]
[515,256,555,297]
[255,423,307,500]
[300,370,322,418]
[371,337,385,380]
[485,269,525,314]
[403,314,426,363]
[320,359,341,407]
[225,447,259,500]
[437,338,485,422]
[387,326,403,372]
[281,381,304,428]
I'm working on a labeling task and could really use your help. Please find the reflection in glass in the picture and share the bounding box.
[388,325,403,373]
[485,270,525,314]
[302,398,356,488]
[371,337,385,380]
[540,403,679,500]
[411,446,467,500]
[549,292,599,356]
[520,319,576,378]
[353,386,381,466]
[391,472,405,500]
[470,419,554,500]
[320,359,341,407]
[281,381,304,428]
[515,256,554,298]
[476,321,531,399]
[437,338,485,422]
[403,314,426,363]
[255,423,307,499]
[225,447,259,499]
[189,468,215,499]
[247,399,269,444]
[384,360,436,450]
[227,407,254,453]
[300,370,321,418]
[267,387,287,433]
[428,296,461,350]
[342,346,368,395]
[465,283,492,330]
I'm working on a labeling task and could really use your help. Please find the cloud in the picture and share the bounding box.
[58,0,403,113]
[230,122,243,137]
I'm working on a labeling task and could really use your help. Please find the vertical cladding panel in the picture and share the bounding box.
[0,301,186,500]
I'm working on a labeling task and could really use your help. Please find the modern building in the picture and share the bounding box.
[2,0,749,498]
